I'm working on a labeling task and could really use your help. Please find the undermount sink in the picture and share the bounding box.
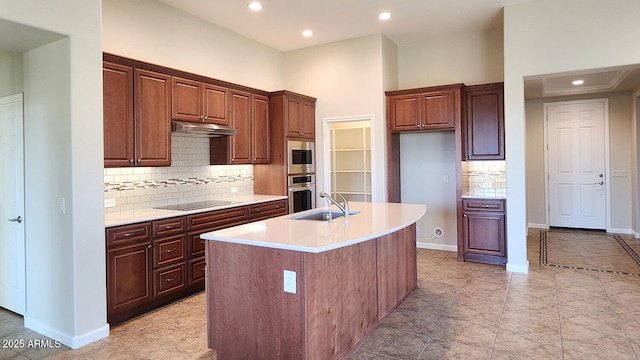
[291,209,360,221]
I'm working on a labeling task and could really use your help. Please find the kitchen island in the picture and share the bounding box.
[201,201,426,360]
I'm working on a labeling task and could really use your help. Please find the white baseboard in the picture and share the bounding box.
[506,261,529,274]
[416,241,457,252]
[608,227,635,235]
[24,317,109,349]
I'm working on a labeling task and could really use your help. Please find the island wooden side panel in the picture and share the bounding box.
[377,224,417,320]
[206,241,304,359]
[303,240,378,360]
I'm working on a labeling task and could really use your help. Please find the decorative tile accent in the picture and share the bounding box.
[104,175,253,192]
[462,160,506,196]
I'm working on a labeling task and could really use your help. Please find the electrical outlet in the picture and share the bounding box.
[283,270,296,294]
[58,197,66,214]
[104,198,116,208]
[231,187,238,193]
[443,175,449,184]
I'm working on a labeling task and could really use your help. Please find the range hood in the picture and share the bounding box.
[171,120,237,137]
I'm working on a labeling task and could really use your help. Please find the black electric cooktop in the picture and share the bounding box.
[154,200,239,211]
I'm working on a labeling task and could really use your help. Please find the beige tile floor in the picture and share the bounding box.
[2,228,640,359]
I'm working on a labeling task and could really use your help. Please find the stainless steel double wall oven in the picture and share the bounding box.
[287,140,315,213]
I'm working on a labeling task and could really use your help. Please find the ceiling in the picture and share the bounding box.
[155,0,531,52]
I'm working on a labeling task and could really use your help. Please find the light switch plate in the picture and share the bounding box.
[104,198,116,208]
[283,270,296,294]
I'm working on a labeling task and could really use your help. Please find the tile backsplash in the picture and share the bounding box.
[462,161,507,197]
[104,134,254,214]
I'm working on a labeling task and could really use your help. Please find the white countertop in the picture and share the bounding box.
[200,202,426,253]
[461,192,507,199]
[105,194,288,227]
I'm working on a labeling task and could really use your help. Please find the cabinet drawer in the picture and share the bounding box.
[248,200,288,222]
[188,232,207,257]
[462,198,505,212]
[187,207,248,231]
[153,234,186,268]
[153,217,186,238]
[188,257,206,286]
[154,263,186,297]
[106,222,152,248]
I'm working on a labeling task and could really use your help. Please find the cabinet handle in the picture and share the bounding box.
[200,266,205,271]
[147,244,152,249]
[123,232,134,238]
[136,159,141,163]
[165,276,176,282]
[204,115,209,120]
[162,225,173,230]
[129,159,134,163]
[165,247,177,253]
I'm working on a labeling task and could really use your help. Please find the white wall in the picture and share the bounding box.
[0,50,22,97]
[1,0,105,348]
[504,0,640,272]
[284,34,390,201]
[401,133,457,250]
[102,0,284,91]
[398,27,504,89]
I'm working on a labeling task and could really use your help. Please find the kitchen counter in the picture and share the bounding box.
[202,201,426,359]
[105,194,287,227]
[200,201,426,253]
[462,191,507,199]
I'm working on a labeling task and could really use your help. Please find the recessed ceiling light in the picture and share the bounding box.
[302,30,313,37]
[248,2,262,11]
[572,79,584,85]
[379,12,391,21]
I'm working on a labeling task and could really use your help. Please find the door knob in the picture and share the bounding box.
[8,216,22,223]
[595,181,604,185]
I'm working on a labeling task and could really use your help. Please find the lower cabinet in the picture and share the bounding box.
[461,198,507,265]
[106,199,285,325]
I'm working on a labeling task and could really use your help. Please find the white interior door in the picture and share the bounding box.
[0,93,26,315]
[547,100,607,230]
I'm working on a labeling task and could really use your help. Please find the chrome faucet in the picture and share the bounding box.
[319,191,349,218]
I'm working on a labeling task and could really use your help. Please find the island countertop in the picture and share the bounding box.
[200,201,426,253]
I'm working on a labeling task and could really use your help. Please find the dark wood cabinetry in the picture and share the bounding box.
[103,61,171,168]
[271,91,316,140]
[171,76,229,125]
[461,198,506,265]
[387,84,462,132]
[465,83,505,160]
[248,199,288,222]
[210,91,270,165]
[106,200,285,324]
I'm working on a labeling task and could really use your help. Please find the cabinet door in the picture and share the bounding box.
[103,62,134,167]
[252,94,270,164]
[300,100,315,140]
[463,211,506,258]
[465,84,504,160]
[422,90,455,130]
[171,76,202,122]
[107,242,153,313]
[285,97,302,138]
[389,94,421,131]
[229,90,252,164]
[134,69,172,166]
[203,84,229,126]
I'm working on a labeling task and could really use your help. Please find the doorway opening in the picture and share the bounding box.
[322,116,372,202]
[544,99,610,231]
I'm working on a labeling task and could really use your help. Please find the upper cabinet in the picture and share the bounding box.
[210,90,270,165]
[387,84,462,132]
[103,61,171,168]
[464,83,504,161]
[171,76,229,126]
[271,91,316,140]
